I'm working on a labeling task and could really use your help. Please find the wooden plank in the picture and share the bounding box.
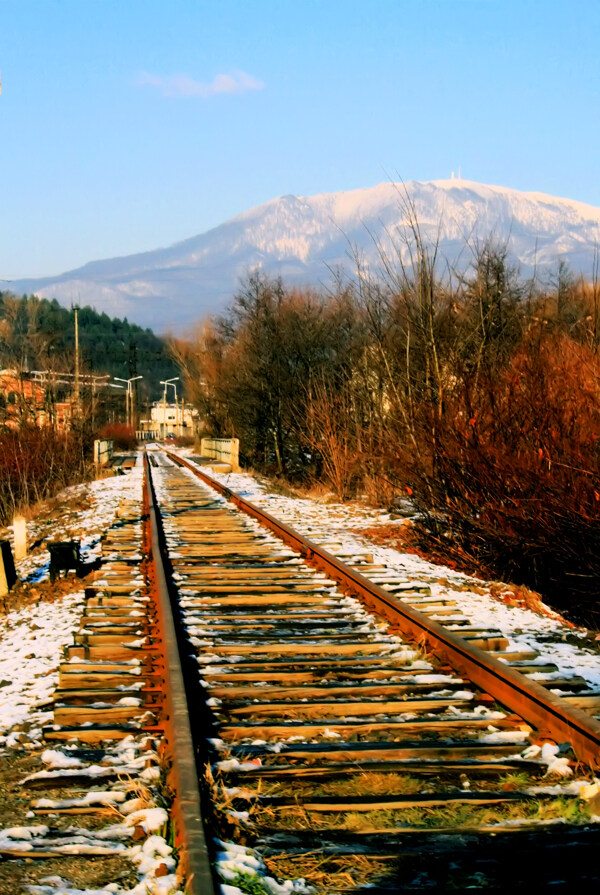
[184,594,335,607]
[177,554,295,565]
[220,717,529,739]
[197,655,419,671]
[86,585,143,595]
[59,661,151,673]
[255,791,532,812]
[189,622,381,634]
[490,650,540,662]
[58,672,156,689]
[0,846,128,857]
[209,681,466,700]
[73,633,148,646]
[64,645,158,661]
[408,608,461,617]
[224,696,480,718]
[86,596,148,608]
[80,618,152,627]
[54,688,158,704]
[173,540,287,561]
[53,704,150,724]
[218,758,542,779]
[406,601,458,609]
[224,740,534,762]
[77,621,149,631]
[175,568,319,579]
[31,806,118,816]
[210,641,399,656]
[562,693,600,710]
[464,636,510,651]
[84,605,150,615]
[200,667,435,684]
[186,610,344,620]
[202,632,392,643]
[43,724,158,743]
[180,584,327,594]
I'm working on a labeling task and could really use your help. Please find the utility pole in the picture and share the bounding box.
[128,342,138,430]
[73,306,80,416]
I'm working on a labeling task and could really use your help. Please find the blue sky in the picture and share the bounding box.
[1,0,599,276]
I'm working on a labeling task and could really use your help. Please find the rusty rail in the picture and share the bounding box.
[168,451,600,769]
[144,454,216,894]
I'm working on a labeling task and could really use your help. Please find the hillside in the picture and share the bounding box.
[0,294,178,401]
[4,179,600,332]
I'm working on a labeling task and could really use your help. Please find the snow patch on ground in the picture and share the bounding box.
[0,593,84,747]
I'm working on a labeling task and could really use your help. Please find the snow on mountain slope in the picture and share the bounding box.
[4,179,600,333]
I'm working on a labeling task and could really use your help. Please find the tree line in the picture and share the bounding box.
[0,292,178,399]
[171,229,600,625]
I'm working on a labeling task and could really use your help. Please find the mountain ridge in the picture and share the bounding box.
[4,178,600,333]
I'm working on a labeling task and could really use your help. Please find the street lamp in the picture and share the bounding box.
[114,376,143,428]
[159,377,179,439]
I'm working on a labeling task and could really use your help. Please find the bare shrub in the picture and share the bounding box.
[0,426,90,524]
[97,423,137,451]
[411,330,600,621]
[299,378,361,500]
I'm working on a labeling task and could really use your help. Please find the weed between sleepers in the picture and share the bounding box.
[264,853,393,892]
[240,772,427,799]
[235,797,592,832]
[222,770,554,800]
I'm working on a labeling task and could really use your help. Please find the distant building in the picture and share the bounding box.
[138,401,199,440]
[0,369,73,430]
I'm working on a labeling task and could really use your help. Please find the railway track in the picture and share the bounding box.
[149,450,600,892]
[3,450,599,893]
[0,482,186,893]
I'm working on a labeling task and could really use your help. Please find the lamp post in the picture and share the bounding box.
[159,377,179,439]
[114,376,143,428]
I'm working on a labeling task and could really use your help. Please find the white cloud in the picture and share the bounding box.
[137,70,264,98]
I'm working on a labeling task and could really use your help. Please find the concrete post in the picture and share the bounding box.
[231,439,240,472]
[13,516,28,561]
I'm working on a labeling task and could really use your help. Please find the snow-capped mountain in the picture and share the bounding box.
[4,179,600,333]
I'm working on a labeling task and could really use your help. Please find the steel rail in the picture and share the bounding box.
[144,454,216,894]
[168,451,600,768]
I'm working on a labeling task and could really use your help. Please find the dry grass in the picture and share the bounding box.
[487,582,563,619]
[496,771,532,790]
[265,852,393,891]
[241,772,426,800]
[247,796,592,834]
